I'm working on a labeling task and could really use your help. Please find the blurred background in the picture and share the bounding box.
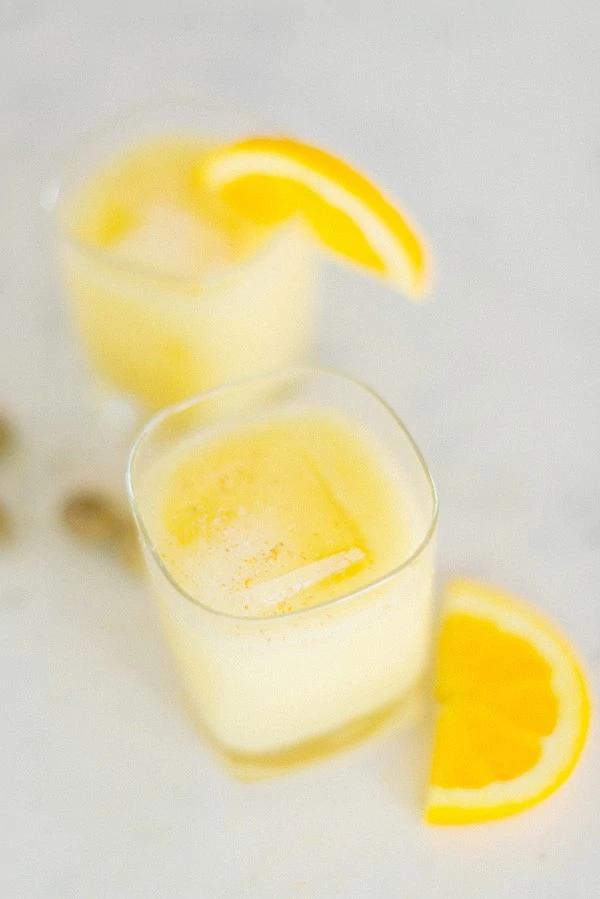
[1,2,599,897]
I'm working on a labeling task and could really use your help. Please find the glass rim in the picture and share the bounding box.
[126,366,439,622]
[50,97,308,289]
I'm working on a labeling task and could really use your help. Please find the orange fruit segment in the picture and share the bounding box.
[199,137,430,298]
[426,579,590,825]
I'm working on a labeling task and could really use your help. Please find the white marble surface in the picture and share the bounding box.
[1,1,599,896]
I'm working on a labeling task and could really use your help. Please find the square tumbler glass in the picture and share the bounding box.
[127,368,438,775]
[54,100,316,412]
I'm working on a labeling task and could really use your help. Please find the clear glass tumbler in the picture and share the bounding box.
[54,100,316,412]
[127,368,438,776]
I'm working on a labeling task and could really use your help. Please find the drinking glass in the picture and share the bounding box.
[127,367,438,776]
[54,100,316,413]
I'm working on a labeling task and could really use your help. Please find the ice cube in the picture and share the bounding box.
[113,203,231,277]
[162,429,369,614]
[236,547,365,614]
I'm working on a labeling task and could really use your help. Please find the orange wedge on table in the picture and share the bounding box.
[199,137,430,298]
[426,579,590,824]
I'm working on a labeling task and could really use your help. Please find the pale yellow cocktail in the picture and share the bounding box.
[57,134,315,410]
[128,370,437,772]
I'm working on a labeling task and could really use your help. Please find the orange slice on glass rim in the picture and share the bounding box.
[199,136,430,298]
[426,579,590,824]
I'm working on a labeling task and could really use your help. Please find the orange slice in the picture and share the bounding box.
[199,137,430,298]
[426,579,590,824]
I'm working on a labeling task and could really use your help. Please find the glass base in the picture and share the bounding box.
[183,681,426,781]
